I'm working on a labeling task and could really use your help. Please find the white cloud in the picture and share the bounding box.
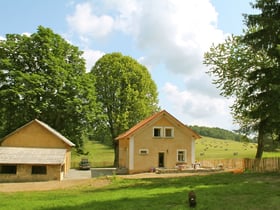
[113,0,225,74]
[183,73,221,98]
[67,2,114,38]
[66,0,235,130]
[82,49,105,72]
[67,0,226,74]
[22,32,31,37]
[162,82,236,130]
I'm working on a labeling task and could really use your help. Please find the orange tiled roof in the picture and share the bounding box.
[115,110,163,140]
[115,110,200,140]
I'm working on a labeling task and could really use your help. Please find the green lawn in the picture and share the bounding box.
[0,172,280,209]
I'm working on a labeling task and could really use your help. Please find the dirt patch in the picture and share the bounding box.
[0,178,110,193]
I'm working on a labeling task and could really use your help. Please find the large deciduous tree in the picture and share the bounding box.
[91,52,159,166]
[204,0,280,158]
[243,0,280,157]
[0,26,97,148]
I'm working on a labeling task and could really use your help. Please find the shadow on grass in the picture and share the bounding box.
[41,191,189,210]
[38,172,280,210]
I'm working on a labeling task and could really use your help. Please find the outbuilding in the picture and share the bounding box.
[0,119,75,182]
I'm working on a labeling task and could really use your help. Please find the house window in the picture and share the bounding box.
[153,127,174,138]
[32,165,47,174]
[153,127,162,137]
[177,150,186,162]
[164,127,174,138]
[0,165,17,174]
[139,149,149,155]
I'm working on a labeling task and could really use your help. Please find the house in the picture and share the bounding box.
[0,119,75,182]
[116,110,201,174]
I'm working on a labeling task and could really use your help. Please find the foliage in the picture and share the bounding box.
[204,35,275,130]
[204,0,280,158]
[0,26,97,147]
[189,125,251,142]
[90,52,160,166]
[1,173,280,209]
[242,0,280,157]
[243,0,280,60]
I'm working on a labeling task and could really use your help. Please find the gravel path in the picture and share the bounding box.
[64,169,91,180]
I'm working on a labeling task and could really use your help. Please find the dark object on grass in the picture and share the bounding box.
[79,158,91,170]
[188,190,196,208]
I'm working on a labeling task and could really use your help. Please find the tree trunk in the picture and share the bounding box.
[255,120,266,158]
[113,140,119,167]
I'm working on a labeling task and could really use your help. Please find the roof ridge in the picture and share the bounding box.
[34,119,75,147]
[115,110,164,140]
[115,110,201,140]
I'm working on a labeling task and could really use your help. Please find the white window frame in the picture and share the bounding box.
[164,127,174,138]
[177,149,187,162]
[139,149,149,155]
[153,127,162,137]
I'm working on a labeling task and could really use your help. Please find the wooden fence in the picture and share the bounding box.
[243,157,280,172]
[199,157,280,172]
[199,158,244,169]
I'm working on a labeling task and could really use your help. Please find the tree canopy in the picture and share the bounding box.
[91,52,160,165]
[243,0,280,155]
[204,0,280,158]
[0,26,97,148]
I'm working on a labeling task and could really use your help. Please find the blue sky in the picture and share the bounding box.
[0,0,255,130]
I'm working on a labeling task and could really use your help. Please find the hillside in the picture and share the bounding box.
[189,125,251,142]
[195,136,257,160]
[71,141,114,168]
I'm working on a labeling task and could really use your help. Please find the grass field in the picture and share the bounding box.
[0,172,279,209]
[71,137,279,168]
[195,137,258,160]
[1,138,280,209]
[196,137,280,159]
[71,141,114,168]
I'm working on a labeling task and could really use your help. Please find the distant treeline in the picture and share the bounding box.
[189,125,251,142]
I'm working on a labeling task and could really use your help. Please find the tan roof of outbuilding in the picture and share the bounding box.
[0,147,66,165]
[0,119,75,147]
[33,119,75,147]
